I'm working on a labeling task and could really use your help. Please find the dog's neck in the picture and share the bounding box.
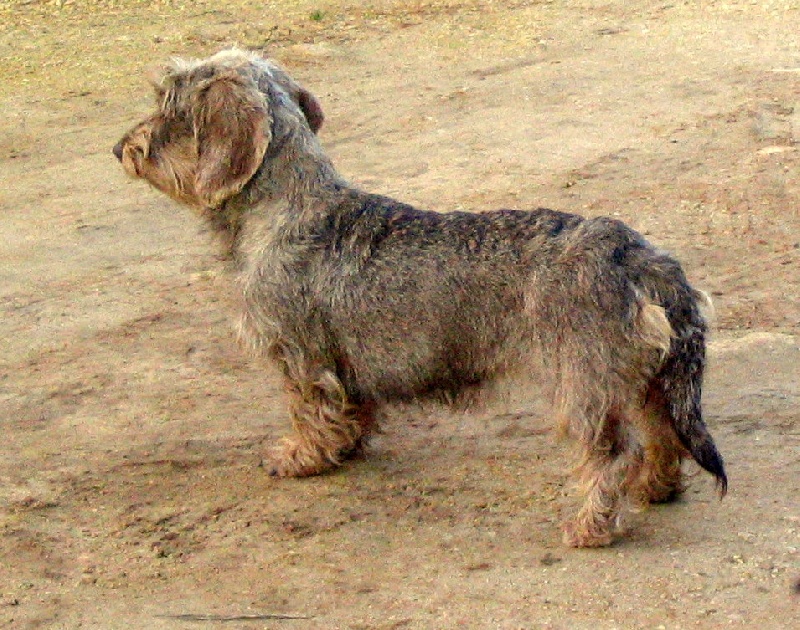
[215,125,347,257]
[252,133,344,206]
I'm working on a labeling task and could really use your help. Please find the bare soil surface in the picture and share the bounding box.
[1,1,799,628]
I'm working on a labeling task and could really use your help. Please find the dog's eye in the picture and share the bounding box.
[150,126,172,152]
[158,116,191,145]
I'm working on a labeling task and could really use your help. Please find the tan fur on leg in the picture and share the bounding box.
[563,412,645,548]
[631,388,686,504]
[563,453,630,548]
[269,369,367,477]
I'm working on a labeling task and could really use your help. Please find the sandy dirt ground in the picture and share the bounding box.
[1,1,799,628]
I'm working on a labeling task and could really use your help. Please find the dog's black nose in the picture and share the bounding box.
[112,141,123,161]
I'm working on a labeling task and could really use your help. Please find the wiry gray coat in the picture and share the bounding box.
[114,49,725,547]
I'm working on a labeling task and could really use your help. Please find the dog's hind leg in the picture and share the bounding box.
[562,408,643,548]
[629,386,685,504]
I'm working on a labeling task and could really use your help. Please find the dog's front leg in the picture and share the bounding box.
[269,364,370,477]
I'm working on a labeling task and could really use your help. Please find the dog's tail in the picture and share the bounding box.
[640,288,727,497]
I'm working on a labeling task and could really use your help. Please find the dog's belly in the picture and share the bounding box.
[323,262,529,401]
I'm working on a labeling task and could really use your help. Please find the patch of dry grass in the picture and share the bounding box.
[0,1,552,99]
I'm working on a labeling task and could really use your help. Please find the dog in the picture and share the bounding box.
[113,49,726,547]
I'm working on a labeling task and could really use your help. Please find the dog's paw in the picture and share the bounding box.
[561,519,615,548]
[636,466,685,504]
[267,437,334,478]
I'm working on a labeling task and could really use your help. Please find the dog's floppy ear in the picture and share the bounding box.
[297,87,324,134]
[265,63,325,133]
[192,72,270,207]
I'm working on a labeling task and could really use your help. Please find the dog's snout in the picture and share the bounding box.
[112,141,123,161]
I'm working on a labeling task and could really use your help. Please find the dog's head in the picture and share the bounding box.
[113,49,324,209]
